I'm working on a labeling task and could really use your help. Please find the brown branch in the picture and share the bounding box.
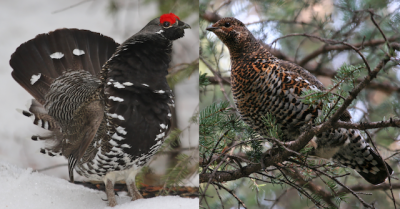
[328,54,391,124]
[334,118,400,130]
[214,183,247,209]
[52,0,92,14]
[272,33,375,72]
[339,183,400,194]
[298,36,399,66]
[200,56,232,103]
[207,76,231,85]
[283,168,337,208]
[268,190,288,209]
[201,11,222,23]
[200,124,323,183]
[368,9,390,50]
[309,165,374,208]
[246,19,317,27]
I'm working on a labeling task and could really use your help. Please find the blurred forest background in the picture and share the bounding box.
[0,0,199,193]
[200,0,400,208]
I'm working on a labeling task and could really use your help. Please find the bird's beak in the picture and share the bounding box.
[180,23,191,29]
[206,26,218,31]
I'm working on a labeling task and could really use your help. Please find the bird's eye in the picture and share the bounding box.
[224,22,231,27]
[163,21,171,27]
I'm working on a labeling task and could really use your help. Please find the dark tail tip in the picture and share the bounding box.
[22,110,32,117]
[357,160,393,185]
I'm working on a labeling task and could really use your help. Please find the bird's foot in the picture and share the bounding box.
[105,179,117,207]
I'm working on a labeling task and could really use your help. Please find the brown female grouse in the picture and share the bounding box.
[10,13,190,206]
[207,17,392,185]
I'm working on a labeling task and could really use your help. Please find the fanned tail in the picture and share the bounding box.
[10,28,119,103]
[10,29,119,163]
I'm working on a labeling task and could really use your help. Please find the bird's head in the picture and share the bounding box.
[206,17,258,54]
[140,13,191,41]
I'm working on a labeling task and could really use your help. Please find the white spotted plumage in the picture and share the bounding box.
[50,52,64,59]
[30,73,41,85]
[108,96,124,102]
[73,49,85,56]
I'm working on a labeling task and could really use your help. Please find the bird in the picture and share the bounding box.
[10,13,190,206]
[206,17,392,185]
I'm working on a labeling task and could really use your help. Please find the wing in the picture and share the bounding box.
[102,33,173,163]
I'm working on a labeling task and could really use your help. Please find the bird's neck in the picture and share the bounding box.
[229,41,276,66]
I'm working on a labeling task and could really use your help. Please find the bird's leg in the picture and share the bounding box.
[126,170,143,201]
[127,180,143,201]
[105,179,117,207]
[104,175,117,207]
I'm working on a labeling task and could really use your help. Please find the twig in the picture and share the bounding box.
[212,184,225,209]
[34,163,68,172]
[365,130,396,209]
[200,56,232,103]
[334,118,400,130]
[281,166,338,208]
[214,182,247,209]
[52,0,93,14]
[306,165,374,208]
[368,9,390,50]
[269,190,288,209]
[271,33,372,72]
[298,36,398,66]
[204,130,229,168]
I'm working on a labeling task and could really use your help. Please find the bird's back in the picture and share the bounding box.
[230,46,323,139]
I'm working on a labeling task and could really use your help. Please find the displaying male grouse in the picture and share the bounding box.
[207,17,392,185]
[10,13,190,206]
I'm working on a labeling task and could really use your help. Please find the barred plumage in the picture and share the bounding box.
[207,17,392,185]
[10,14,190,207]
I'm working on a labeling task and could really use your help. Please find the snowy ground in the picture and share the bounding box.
[0,161,198,209]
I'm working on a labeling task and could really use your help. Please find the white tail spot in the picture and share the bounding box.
[107,113,125,120]
[30,73,41,85]
[154,90,165,94]
[113,82,125,89]
[123,82,133,86]
[73,49,85,56]
[50,52,64,59]
[108,96,124,102]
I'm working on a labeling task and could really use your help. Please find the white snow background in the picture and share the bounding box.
[0,0,199,208]
[0,161,198,209]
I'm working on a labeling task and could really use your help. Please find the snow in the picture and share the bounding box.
[0,161,198,209]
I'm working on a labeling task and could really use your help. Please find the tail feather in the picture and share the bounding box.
[19,101,59,132]
[19,99,64,156]
[10,28,119,103]
[333,130,393,185]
